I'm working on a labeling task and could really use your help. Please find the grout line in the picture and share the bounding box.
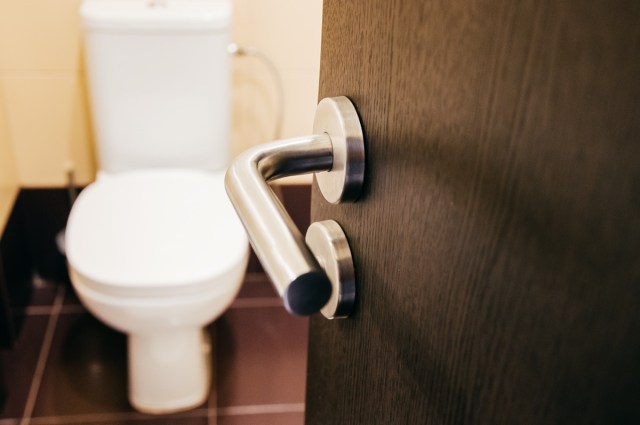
[216,403,305,416]
[24,305,85,316]
[230,297,283,309]
[208,410,218,425]
[208,324,218,425]
[22,306,52,316]
[57,305,85,314]
[26,403,305,424]
[18,286,66,425]
[242,272,271,282]
[27,409,210,424]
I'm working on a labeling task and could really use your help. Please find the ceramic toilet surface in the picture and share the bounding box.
[75,0,240,413]
[66,168,248,296]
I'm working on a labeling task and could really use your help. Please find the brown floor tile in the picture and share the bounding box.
[31,313,131,417]
[277,184,311,235]
[8,277,308,423]
[217,412,304,425]
[28,281,59,306]
[62,288,81,306]
[214,307,308,408]
[83,418,208,425]
[0,314,49,419]
[236,274,278,299]
[32,312,214,419]
[29,413,209,425]
[245,251,264,274]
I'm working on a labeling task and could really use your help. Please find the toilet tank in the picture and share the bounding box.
[81,0,232,173]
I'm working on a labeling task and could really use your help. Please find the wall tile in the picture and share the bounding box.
[230,66,320,160]
[230,59,269,159]
[244,0,323,72]
[281,70,320,137]
[230,0,253,47]
[0,0,84,72]
[3,75,96,187]
[229,0,322,164]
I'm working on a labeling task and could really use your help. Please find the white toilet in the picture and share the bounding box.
[65,0,248,414]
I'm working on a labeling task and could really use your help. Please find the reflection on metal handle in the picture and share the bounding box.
[225,96,364,317]
[225,135,334,315]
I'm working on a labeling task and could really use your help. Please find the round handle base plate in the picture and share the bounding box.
[305,220,356,319]
[312,97,365,204]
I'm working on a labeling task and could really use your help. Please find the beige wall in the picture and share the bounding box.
[0,0,95,187]
[0,79,19,232]
[0,0,322,187]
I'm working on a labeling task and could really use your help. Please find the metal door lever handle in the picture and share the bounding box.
[225,96,364,318]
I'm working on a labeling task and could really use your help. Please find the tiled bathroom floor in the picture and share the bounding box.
[0,273,308,425]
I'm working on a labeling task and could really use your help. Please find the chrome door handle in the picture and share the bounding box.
[225,96,364,319]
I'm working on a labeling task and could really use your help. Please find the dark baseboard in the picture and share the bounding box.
[19,189,74,283]
[0,192,35,348]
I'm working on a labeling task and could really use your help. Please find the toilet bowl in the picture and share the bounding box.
[66,169,248,413]
[68,0,244,413]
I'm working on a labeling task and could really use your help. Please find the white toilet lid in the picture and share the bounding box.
[66,169,248,293]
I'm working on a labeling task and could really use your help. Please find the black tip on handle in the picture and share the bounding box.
[283,271,332,316]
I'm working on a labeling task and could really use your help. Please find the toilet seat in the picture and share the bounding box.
[66,168,248,298]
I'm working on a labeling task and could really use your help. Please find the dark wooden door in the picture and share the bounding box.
[306,1,640,424]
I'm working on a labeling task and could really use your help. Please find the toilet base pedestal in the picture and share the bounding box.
[128,328,212,414]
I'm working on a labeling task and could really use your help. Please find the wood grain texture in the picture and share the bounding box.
[306,0,640,424]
